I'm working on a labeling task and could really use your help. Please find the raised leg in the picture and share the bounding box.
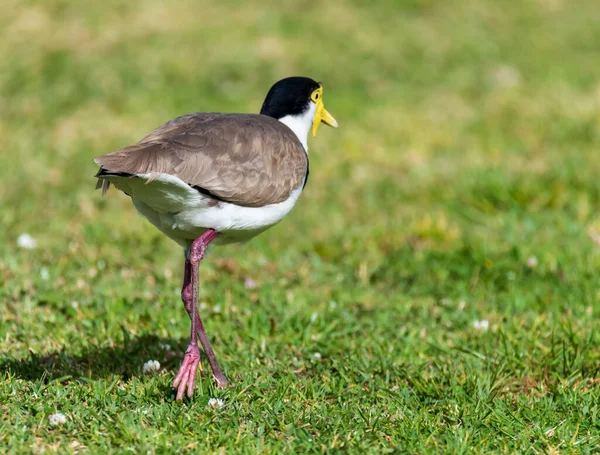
[173,229,228,400]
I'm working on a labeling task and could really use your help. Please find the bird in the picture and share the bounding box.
[93,77,338,400]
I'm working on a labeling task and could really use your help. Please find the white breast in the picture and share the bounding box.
[105,172,304,246]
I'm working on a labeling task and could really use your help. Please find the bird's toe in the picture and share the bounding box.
[173,345,201,400]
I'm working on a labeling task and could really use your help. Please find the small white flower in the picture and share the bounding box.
[244,278,257,289]
[527,256,538,269]
[208,398,224,408]
[48,413,67,426]
[473,320,489,331]
[40,267,50,280]
[159,343,171,351]
[17,234,37,249]
[310,312,318,323]
[313,352,322,360]
[143,360,160,374]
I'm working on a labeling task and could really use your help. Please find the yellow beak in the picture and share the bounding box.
[312,98,338,136]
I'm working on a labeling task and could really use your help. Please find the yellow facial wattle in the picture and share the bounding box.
[311,87,338,136]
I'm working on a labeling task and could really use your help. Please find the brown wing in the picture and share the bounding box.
[94,113,308,207]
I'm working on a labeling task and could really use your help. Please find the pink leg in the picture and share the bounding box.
[172,229,228,400]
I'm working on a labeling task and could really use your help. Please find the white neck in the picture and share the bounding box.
[277,102,316,152]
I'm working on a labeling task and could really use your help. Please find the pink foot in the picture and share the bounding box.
[172,344,201,400]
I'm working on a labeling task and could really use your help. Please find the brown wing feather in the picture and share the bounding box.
[94,113,308,207]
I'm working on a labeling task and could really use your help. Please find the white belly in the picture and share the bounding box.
[105,173,303,246]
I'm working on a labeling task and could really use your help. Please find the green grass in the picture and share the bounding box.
[1,0,600,453]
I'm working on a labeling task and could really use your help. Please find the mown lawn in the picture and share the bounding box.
[1,0,600,453]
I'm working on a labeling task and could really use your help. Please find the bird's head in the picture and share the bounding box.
[260,77,338,148]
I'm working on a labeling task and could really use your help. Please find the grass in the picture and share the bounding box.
[1,0,600,452]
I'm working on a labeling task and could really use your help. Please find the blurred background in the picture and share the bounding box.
[2,0,599,274]
[1,0,600,450]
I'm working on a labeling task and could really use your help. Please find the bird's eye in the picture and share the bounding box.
[315,93,319,99]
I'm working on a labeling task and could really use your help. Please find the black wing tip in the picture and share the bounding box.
[95,167,133,178]
[94,177,111,195]
[94,167,134,195]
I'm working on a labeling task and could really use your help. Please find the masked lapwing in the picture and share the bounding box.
[94,77,338,400]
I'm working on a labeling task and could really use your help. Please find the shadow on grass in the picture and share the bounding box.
[0,333,187,382]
